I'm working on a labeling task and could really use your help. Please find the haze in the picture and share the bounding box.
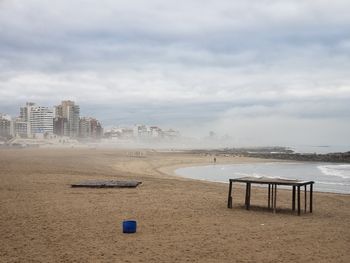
[1,0,350,147]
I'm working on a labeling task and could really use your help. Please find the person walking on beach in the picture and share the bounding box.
[214,157,216,164]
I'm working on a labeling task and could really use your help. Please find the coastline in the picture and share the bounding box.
[168,161,350,195]
[157,155,282,178]
[1,148,349,262]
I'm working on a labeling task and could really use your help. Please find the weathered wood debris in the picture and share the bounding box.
[71,180,142,188]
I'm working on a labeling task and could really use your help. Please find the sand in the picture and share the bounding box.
[0,148,349,263]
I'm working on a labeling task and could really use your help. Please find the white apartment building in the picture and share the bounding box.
[18,102,54,137]
[30,106,54,135]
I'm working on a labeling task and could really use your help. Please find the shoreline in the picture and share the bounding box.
[160,160,350,196]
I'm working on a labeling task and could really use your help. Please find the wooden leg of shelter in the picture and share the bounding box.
[248,183,251,209]
[297,186,301,216]
[268,184,271,209]
[310,184,313,213]
[245,183,248,209]
[273,184,277,214]
[292,186,296,211]
[271,184,274,210]
[304,185,307,213]
[227,181,233,209]
[245,183,251,210]
[271,184,274,213]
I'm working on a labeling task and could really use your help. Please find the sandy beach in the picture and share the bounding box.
[0,148,349,263]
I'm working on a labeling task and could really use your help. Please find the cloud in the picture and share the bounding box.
[0,0,350,146]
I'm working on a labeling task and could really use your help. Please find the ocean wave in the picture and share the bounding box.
[317,181,350,186]
[317,164,350,179]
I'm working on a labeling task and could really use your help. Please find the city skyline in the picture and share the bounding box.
[0,100,181,143]
[0,100,182,131]
[0,100,103,140]
[0,1,350,146]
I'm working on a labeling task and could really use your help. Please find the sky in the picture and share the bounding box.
[0,0,350,147]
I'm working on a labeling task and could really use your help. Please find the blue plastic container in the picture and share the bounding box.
[122,220,137,233]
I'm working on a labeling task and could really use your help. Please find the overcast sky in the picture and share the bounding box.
[0,0,350,147]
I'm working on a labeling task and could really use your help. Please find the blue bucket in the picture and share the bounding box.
[122,220,137,233]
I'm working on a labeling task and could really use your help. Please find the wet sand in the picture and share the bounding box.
[0,148,349,262]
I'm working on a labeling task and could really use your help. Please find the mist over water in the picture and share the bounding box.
[176,162,350,194]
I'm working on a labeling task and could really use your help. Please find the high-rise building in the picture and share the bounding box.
[14,119,28,138]
[20,102,35,122]
[18,102,54,137]
[54,101,80,137]
[0,113,11,138]
[20,102,36,137]
[79,117,90,138]
[53,117,68,137]
[30,106,54,135]
[79,117,103,139]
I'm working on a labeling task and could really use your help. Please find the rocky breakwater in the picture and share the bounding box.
[189,147,350,163]
[243,151,350,163]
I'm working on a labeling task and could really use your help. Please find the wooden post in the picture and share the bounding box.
[245,183,248,209]
[245,183,251,210]
[267,184,271,208]
[310,183,313,213]
[304,185,307,213]
[248,183,251,210]
[227,180,233,208]
[297,186,301,216]
[292,186,296,211]
[273,184,277,214]
[271,183,274,210]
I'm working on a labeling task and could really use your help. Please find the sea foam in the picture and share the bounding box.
[317,164,350,179]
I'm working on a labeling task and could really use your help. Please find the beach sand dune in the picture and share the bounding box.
[0,149,349,262]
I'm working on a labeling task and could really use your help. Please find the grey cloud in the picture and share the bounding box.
[0,0,350,146]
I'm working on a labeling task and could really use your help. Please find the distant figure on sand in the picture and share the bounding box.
[214,157,216,164]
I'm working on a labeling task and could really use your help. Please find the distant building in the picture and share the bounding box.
[17,102,54,138]
[20,102,35,121]
[163,129,180,139]
[150,126,162,137]
[19,102,36,137]
[30,106,54,136]
[14,119,28,138]
[130,124,180,140]
[79,117,90,138]
[120,128,134,139]
[54,100,80,137]
[53,117,68,137]
[134,124,149,138]
[79,117,103,139]
[0,113,12,138]
[104,127,133,139]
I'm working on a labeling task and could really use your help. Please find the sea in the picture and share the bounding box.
[175,162,350,194]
